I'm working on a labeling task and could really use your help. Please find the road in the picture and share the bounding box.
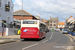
[0,31,73,50]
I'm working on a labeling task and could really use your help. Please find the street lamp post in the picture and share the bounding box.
[21,0,23,20]
[2,25,4,36]
[22,0,23,10]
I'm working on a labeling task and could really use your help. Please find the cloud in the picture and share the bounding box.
[13,0,75,22]
[14,0,22,5]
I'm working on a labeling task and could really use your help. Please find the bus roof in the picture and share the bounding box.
[21,20,46,25]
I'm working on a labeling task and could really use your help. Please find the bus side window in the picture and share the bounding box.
[40,29,44,32]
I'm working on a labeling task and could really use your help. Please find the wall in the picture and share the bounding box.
[6,28,16,36]
[50,21,57,28]
[0,0,13,26]
[13,16,34,20]
[58,25,65,28]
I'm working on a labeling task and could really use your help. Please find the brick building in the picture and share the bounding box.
[13,9,38,20]
[49,16,59,29]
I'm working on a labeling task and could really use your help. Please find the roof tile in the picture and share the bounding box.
[13,9,32,16]
[58,22,65,25]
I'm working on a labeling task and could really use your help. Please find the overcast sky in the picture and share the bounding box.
[12,0,75,22]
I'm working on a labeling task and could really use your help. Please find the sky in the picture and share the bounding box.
[12,0,75,22]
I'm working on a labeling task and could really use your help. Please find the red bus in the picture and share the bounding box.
[20,20,46,40]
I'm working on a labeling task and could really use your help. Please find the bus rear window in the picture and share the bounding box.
[23,21,37,24]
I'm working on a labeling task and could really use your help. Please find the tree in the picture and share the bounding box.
[47,20,49,23]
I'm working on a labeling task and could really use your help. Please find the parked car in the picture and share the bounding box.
[47,29,50,32]
[49,28,52,31]
[55,29,60,31]
[62,29,68,34]
[45,28,50,33]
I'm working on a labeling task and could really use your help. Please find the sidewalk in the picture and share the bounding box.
[60,31,75,42]
[0,35,20,39]
[0,35,20,44]
[0,39,16,44]
[67,34,75,42]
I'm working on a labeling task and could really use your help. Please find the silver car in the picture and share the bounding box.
[62,29,68,34]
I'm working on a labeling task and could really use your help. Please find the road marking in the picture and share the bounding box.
[67,46,74,50]
[42,32,54,43]
[67,46,70,50]
[49,32,53,40]
[22,43,38,50]
[42,40,49,43]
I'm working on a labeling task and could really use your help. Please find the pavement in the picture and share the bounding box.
[60,31,75,42]
[0,35,20,44]
[0,31,74,50]
[0,35,20,38]
[0,39,16,44]
[66,34,75,42]
[66,34,75,50]
[60,31,75,50]
[61,31,75,42]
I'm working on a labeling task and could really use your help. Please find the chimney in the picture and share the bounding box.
[50,16,51,20]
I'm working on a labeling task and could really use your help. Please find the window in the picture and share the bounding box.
[5,4,10,11]
[54,21,55,23]
[40,28,44,32]
[54,24,56,26]
[0,0,1,7]
[40,23,46,31]
[5,2,10,11]
[51,21,52,23]
[23,21,37,24]
[50,24,52,26]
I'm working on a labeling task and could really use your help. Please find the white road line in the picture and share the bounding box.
[49,32,53,40]
[42,40,49,43]
[42,32,54,43]
[67,46,74,50]
[22,43,38,50]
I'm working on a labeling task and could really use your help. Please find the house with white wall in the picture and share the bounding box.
[58,22,65,29]
[0,0,13,26]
